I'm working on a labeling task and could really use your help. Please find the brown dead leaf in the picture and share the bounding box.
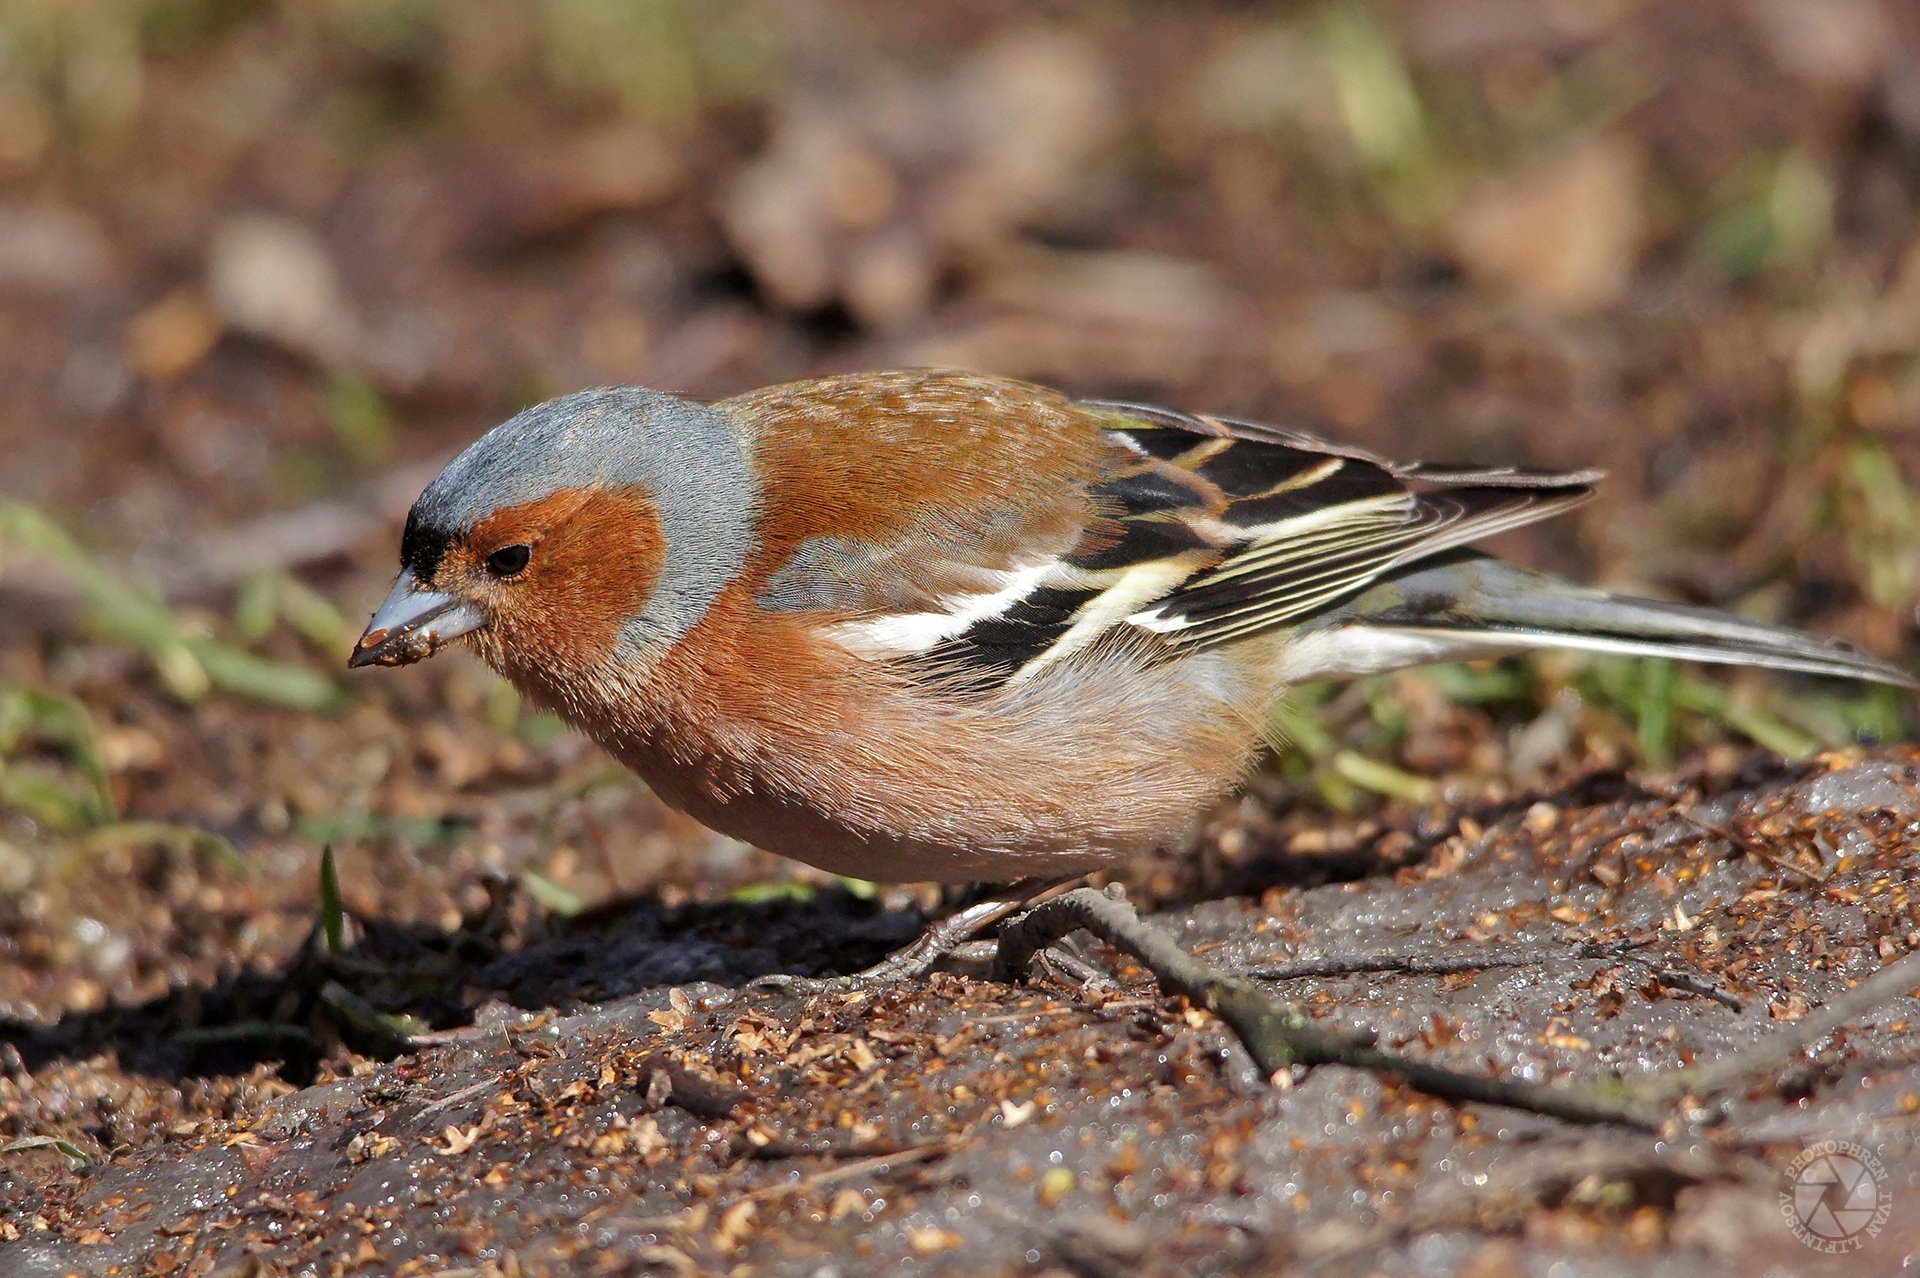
[1451,136,1645,310]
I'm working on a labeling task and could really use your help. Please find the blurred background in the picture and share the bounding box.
[0,1,1916,1077]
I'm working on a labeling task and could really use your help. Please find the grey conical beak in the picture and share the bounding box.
[349,568,486,668]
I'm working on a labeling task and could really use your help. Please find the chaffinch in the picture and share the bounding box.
[351,370,1913,894]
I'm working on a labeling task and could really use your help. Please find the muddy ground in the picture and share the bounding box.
[2,2,1918,1275]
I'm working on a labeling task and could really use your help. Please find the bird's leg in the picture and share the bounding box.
[849,874,1085,982]
[744,874,1084,993]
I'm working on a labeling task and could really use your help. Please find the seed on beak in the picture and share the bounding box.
[350,568,485,669]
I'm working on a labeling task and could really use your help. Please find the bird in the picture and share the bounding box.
[350,370,1913,974]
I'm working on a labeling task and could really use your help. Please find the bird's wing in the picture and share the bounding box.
[740,371,1129,674]
[814,392,1599,687]
[735,373,1597,684]
[743,376,1910,693]
[910,400,1916,692]
[1087,401,1601,653]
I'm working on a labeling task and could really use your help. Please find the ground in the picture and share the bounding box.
[1,2,1917,1275]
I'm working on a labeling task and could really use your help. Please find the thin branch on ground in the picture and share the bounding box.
[993,887,1664,1128]
[1238,936,1649,982]
[1647,966,1746,1012]
[1633,947,1920,1105]
[993,887,1920,1131]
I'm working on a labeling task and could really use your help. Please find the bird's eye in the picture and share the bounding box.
[485,544,532,578]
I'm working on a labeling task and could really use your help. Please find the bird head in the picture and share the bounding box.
[350,387,756,684]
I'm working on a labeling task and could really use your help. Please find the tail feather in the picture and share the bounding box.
[1281,554,1916,688]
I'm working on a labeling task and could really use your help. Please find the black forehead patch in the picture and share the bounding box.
[400,509,454,580]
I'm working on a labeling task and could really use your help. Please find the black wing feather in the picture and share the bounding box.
[1085,400,1601,651]
[918,399,1601,682]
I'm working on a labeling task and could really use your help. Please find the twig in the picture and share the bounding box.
[1648,966,1746,1012]
[1632,947,1920,1105]
[992,887,1663,1128]
[739,1136,945,1161]
[419,1077,501,1117]
[744,1142,947,1201]
[1239,937,1648,982]
[994,889,1920,1131]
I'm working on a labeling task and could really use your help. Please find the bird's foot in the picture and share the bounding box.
[738,874,1086,996]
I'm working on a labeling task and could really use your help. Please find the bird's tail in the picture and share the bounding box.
[1280,553,1916,688]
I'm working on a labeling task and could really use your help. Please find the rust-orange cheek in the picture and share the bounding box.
[472,487,667,671]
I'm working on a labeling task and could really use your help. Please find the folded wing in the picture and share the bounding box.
[914,400,1600,684]
[782,386,1909,691]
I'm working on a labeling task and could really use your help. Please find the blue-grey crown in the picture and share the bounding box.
[404,385,758,655]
